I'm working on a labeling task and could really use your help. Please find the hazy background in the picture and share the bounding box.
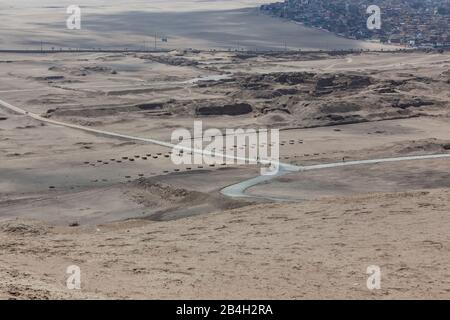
[0,0,389,50]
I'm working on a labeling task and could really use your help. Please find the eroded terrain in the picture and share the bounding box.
[1,50,450,299]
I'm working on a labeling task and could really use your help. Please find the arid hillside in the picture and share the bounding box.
[1,188,449,299]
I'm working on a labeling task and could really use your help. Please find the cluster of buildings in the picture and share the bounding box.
[261,0,450,48]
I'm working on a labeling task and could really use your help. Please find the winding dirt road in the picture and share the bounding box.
[2,97,450,201]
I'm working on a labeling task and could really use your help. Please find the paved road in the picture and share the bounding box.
[221,154,450,200]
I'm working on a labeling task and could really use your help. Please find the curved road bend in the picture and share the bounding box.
[221,154,450,200]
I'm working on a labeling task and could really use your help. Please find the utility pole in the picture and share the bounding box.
[154,33,157,50]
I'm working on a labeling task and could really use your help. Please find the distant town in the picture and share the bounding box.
[261,0,450,48]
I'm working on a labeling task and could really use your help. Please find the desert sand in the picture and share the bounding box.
[0,0,393,51]
[1,188,450,299]
[0,37,449,299]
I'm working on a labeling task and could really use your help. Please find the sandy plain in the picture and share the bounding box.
[0,0,393,51]
[0,47,450,298]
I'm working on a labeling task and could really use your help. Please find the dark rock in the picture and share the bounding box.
[392,98,434,109]
[196,103,253,116]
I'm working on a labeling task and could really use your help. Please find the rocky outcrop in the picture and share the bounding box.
[139,54,199,67]
[314,74,372,94]
[391,98,434,109]
[238,72,314,89]
[196,103,253,116]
